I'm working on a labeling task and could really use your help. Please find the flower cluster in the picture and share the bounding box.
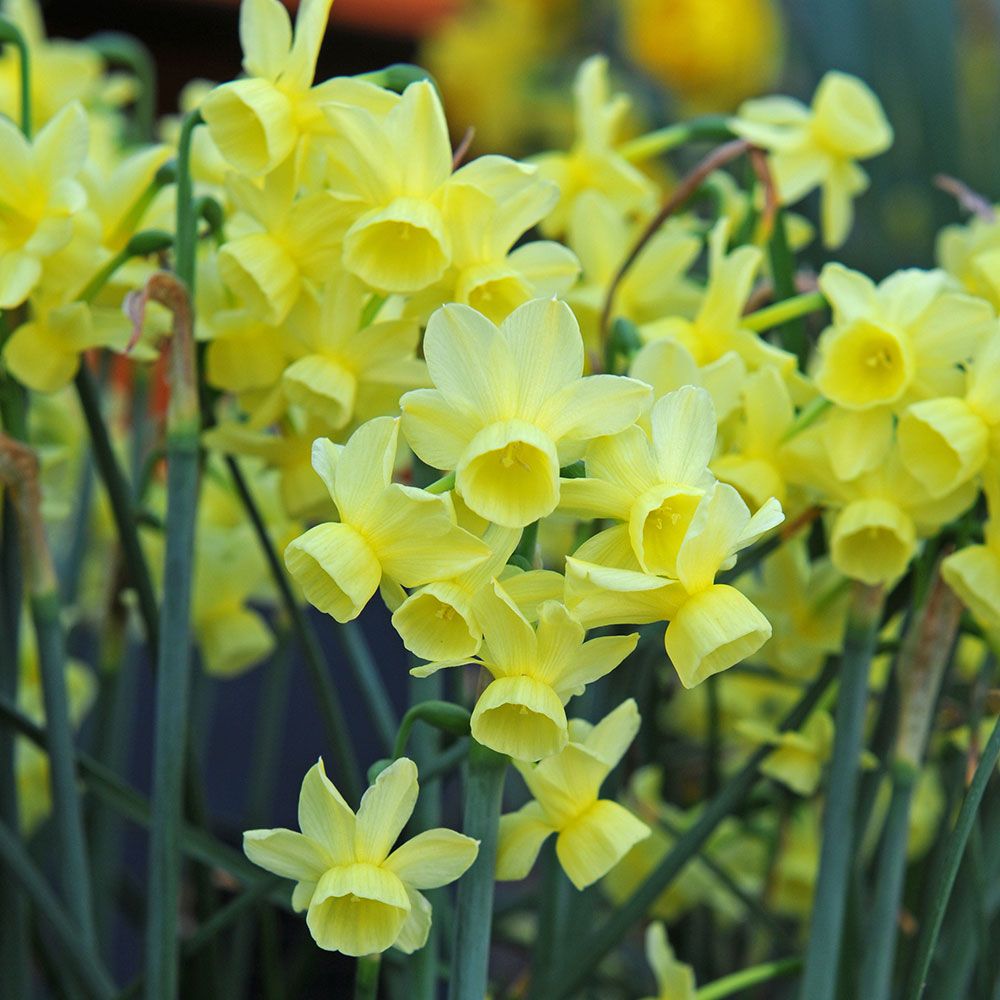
[3,0,998,987]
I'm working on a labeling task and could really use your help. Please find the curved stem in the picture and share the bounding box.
[742,290,828,333]
[0,17,31,135]
[696,956,801,1000]
[600,139,751,340]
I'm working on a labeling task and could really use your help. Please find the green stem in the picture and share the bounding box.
[32,589,98,947]
[0,16,31,136]
[799,583,884,1000]
[425,471,455,495]
[225,455,362,803]
[448,741,507,1000]
[742,291,827,333]
[0,819,116,999]
[392,701,471,760]
[74,363,160,651]
[858,762,917,1000]
[780,397,833,444]
[174,110,204,293]
[550,657,839,999]
[144,272,201,1000]
[339,619,398,754]
[619,116,734,162]
[78,230,173,305]
[905,714,1000,999]
[695,956,802,1000]
[406,668,443,1000]
[766,210,809,365]
[355,955,382,1000]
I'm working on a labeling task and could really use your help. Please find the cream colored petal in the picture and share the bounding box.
[581,699,641,770]
[818,262,878,323]
[243,828,331,881]
[400,388,477,471]
[650,386,717,486]
[557,476,633,520]
[384,828,479,889]
[355,758,419,864]
[475,580,537,676]
[239,0,292,79]
[500,297,583,416]
[284,0,334,90]
[536,375,652,443]
[584,426,659,498]
[298,758,356,861]
[369,486,490,587]
[496,801,553,881]
[392,887,433,954]
[334,416,398,523]
[388,81,453,193]
[675,484,750,594]
[556,799,650,889]
[423,303,517,420]
[35,102,89,187]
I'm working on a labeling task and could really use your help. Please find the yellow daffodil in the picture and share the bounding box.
[641,220,797,375]
[566,479,783,687]
[400,297,651,528]
[389,523,521,662]
[736,710,834,795]
[324,80,457,294]
[629,338,747,424]
[0,0,133,130]
[201,0,397,176]
[897,331,1000,497]
[559,386,719,577]
[732,71,893,247]
[769,804,820,918]
[640,922,696,1000]
[740,539,849,680]
[412,580,638,761]
[495,699,650,888]
[811,263,993,480]
[532,55,656,237]
[0,100,88,308]
[284,416,490,623]
[282,273,424,429]
[412,156,579,324]
[218,153,345,325]
[244,757,478,955]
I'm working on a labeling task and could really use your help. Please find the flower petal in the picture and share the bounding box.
[243,828,331,881]
[298,758,356,861]
[496,801,554,881]
[355,758,419,864]
[384,828,479,889]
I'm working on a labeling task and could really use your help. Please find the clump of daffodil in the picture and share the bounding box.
[413,581,638,761]
[284,416,490,623]
[639,922,696,1000]
[495,699,650,888]
[810,262,994,480]
[244,757,478,955]
[0,101,88,308]
[732,70,893,247]
[532,54,656,237]
[201,0,397,176]
[400,296,651,528]
[619,0,783,113]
